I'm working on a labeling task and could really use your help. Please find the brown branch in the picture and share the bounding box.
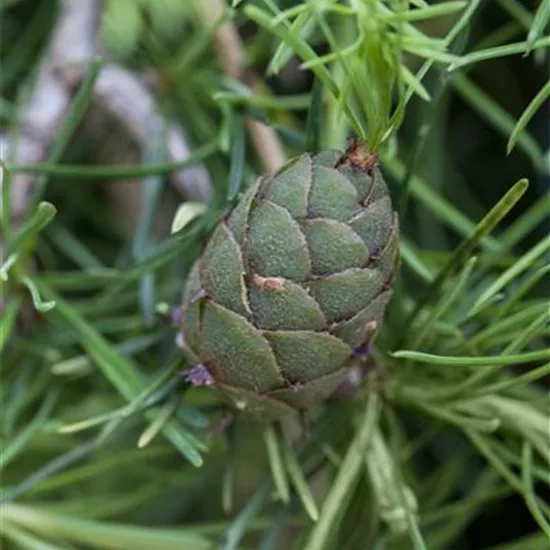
[197,0,287,174]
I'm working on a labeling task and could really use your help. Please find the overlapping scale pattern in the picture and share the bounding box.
[181,149,399,420]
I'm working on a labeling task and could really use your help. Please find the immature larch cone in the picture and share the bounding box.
[180,143,399,420]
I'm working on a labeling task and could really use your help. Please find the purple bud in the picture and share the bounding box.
[183,364,215,387]
[170,307,182,327]
[353,343,371,361]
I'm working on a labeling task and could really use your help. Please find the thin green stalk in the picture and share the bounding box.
[9,138,218,178]
[303,391,380,550]
[2,504,214,550]
[0,390,58,470]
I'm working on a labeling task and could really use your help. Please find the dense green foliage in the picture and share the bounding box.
[1,1,549,550]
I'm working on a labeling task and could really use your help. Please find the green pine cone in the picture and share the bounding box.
[181,144,399,421]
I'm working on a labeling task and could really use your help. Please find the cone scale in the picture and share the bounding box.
[181,144,399,420]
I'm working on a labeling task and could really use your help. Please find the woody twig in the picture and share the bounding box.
[197,0,287,174]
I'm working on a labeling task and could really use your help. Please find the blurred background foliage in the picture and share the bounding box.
[1,1,549,550]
